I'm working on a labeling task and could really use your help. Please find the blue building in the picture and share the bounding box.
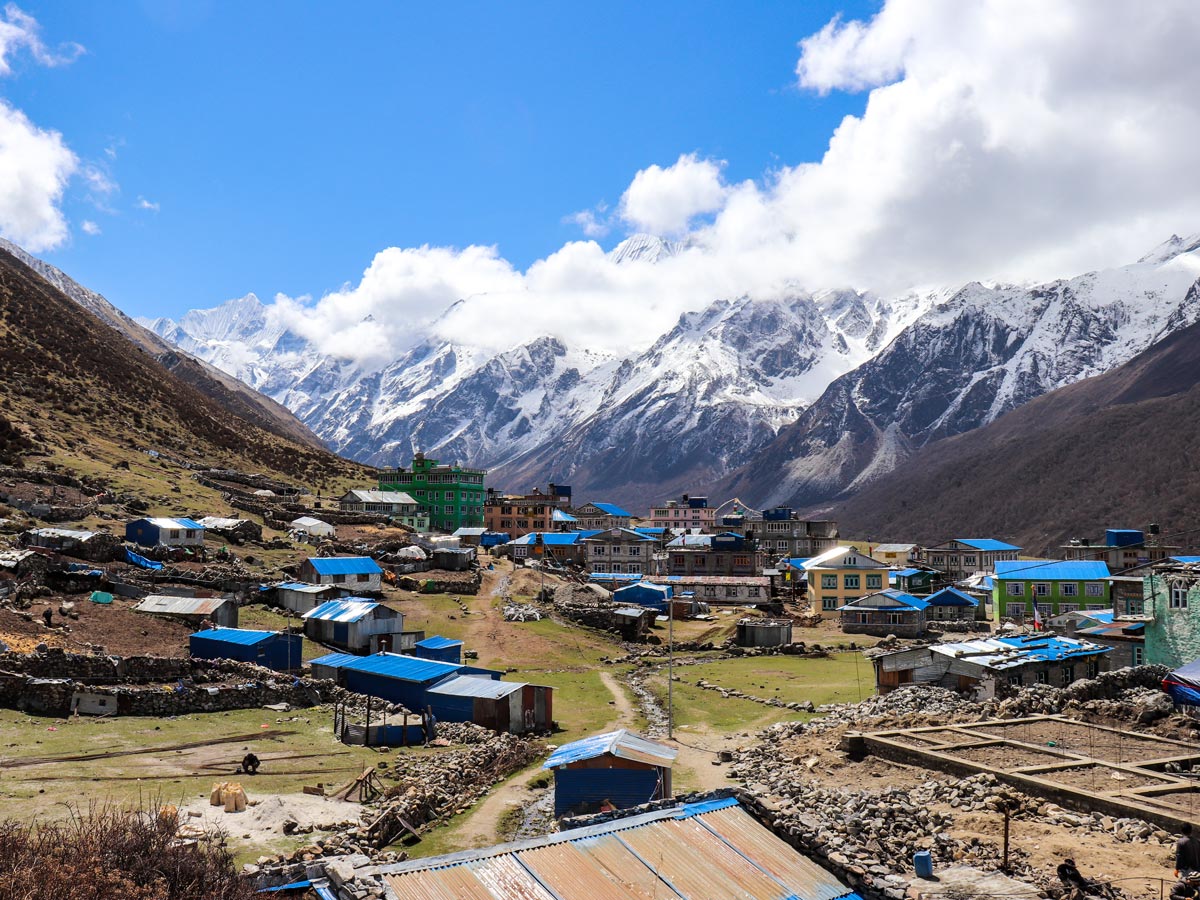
[299,556,383,592]
[307,652,502,712]
[124,517,206,548]
[189,628,302,671]
[413,635,463,664]
[613,581,672,611]
[544,729,676,817]
[301,598,405,654]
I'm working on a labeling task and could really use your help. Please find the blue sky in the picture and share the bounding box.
[10,1,876,320]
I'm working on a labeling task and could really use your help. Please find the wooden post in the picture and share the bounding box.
[1002,802,1011,873]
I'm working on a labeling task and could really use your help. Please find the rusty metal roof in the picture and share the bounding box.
[133,595,232,616]
[377,798,857,900]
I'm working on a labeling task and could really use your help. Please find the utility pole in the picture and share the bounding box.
[668,594,674,740]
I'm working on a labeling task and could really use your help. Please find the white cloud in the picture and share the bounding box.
[80,219,100,235]
[0,3,83,74]
[563,204,610,238]
[0,101,76,250]
[618,153,727,236]
[136,196,160,212]
[262,0,1200,365]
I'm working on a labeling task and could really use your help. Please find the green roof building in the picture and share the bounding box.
[378,452,486,533]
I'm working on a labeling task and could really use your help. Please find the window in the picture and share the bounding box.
[1087,660,1099,678]
[704,586,717,598]
[1061,665,1075,686]
[1132,646,1144,666]
[1086,604,1105,611]
[844,574,860,589]
[611,564,623,573]
[725,587,738,598]
[357,574,370,583]
[846,556,857,565]
[1036,603,1052,619]
[332,574,346,584]
[963,555,977,567]
[1126,598,1144,616]
[886,612,905,625]
[866,574,883,589]
[672,555,685,566]
[857,612,870,624]
[1033,582,1050,597]
[821,574,837,589]
[1006,583,1024,596]
[1006,601,1028,619]
[627,563,641,574]
[1008,674,1023,686]
[1059,603,1078,613]
[1035,671,1048,684]
[444,505,454,514]
[733,555,749,566]
[1171,586,1189,609]
[776,540,788,550]
[629,546,641,556]
[592,563,608,573]
[748,587,761,598]
[819,597,836,610]
[593,546,605,556]
[1060,582,1078,597]
[1085,582,1105,597]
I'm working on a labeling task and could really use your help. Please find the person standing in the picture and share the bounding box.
[1178,824,1200,878]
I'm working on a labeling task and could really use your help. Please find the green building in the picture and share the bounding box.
[378,452,486,533]
[1144,558,1200,668]
[992,559,1111,623]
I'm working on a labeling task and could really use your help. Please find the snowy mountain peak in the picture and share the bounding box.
[1138,233,1200,266]
[608,233,683,265]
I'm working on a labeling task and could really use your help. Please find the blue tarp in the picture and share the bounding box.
[125,548,163,570]
[1164,658,1200,706]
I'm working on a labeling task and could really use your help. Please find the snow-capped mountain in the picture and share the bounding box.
[720,234,1200,510]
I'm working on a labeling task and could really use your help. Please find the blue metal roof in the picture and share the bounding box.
[839,589,928,612]
[893,567,923,578]
[340,652,462,683]
[191,628,277,646]
[302,598,379,622]
[1172,556,1200,564]
[509,532,583,546]
[993,634,1110,662]
[416,635,463,650]
[551,509,577,522]
[175,518,205,530]
[545,729,677,769]
[590,502,633,517]
[956,538,1021,551]
[926,586,979,607]
[614,581,672,598]
[308,652,359,669]
[993,559,1110,581]
[634,527,667,535]
[306,556,382,576]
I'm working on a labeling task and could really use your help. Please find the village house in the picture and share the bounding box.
[919,539,1021,580]
[273,581,343,614]
[584,528,655,575]
[132,594,238,628]
[756,507,839,560]
[377,452,486,532]
[648,495,716,532]
[1075,621,1146,668]
[872,543,921,566]
[338,490,428,529]
[1144,557,1200,668]
[1060,528,1179,572]
[189,628,303,671]
[572,502,634,531]
[889,566,940,595]
[301,598,408,654]
[925,586,981,622]
[839,589,928,638]
[669,574,771,604]
[665,531,763,578]
[543,729,676,817]
[872,634,1111,697]
[299,556,383,593]
[21,527,121,561]
[803,546,890,617]
[482,484,573,537]
[503,531,592,566]
[124,516,206,548]
[992,559,1111,624]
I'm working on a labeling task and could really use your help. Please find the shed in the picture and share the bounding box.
[314,652,501,711]
[426,674,553,734]
[124,517,206,548]
[308,651,359,682]
[736,617,794,647]
[301,598,404,654]
[613,606,656,641]
[613,581,672,611]
[479,531,509,548]
[431,547,475,570]
[132,594,238,628]
[412,635,463,664]
[925,586,979,622]
[195,516,262,543]
[544,728,676,817]
[274,581,343,614]
[299,556,383,592]
[451,527,486,546]
[290,516,335,538]
[190,628,303,671]
[70,690,119,717]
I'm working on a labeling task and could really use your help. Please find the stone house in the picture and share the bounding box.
[665,532,763,577]
[299,556,383,593]
[338,490,428,530]
[839,589,928,638]
[583,528,655,576]
[572,502,633,532]
[1144,558,1200,668]
[920,539,1021,580]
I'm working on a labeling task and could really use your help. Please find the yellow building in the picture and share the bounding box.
[803,546,890,617]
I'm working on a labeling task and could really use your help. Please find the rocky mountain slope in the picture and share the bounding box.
[720,235,1200,510]
[0,239,325,450]
[0,246,364,485]
[828,315,1200,553]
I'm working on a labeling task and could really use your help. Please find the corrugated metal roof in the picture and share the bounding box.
[953,538,1021,551]
[379,799,855,900]
[873,543,917,554]
[415,635,462,650]
[308,652,359,669]
[28,527,96,540]
[928,635,1110,670]
[926,587,978,607]
[508,532,583,546]
[306,556,382,576]
[839,589,927,611]
[342,490,418,504]
[290,516,332,530]
[590,502,632,517]
[340,652,463,683]
[802,546,886,569]
[276,582,337,593]
[452,527,487,536]
[544,729,677,769]
[196,517,247,529]
[191,628,276,646]
[1171,556,1200,564]
[426,675,525,700]
[145,517,205,530]
[302,599,379,622]
[134,595,231,616]
[993,560,1110,581]
[551,509,577,522]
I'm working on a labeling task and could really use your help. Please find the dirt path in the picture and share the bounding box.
[598,671,639,727]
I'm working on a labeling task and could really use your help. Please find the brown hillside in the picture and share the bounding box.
[829,319,1200,554]
[0,247,368,487]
